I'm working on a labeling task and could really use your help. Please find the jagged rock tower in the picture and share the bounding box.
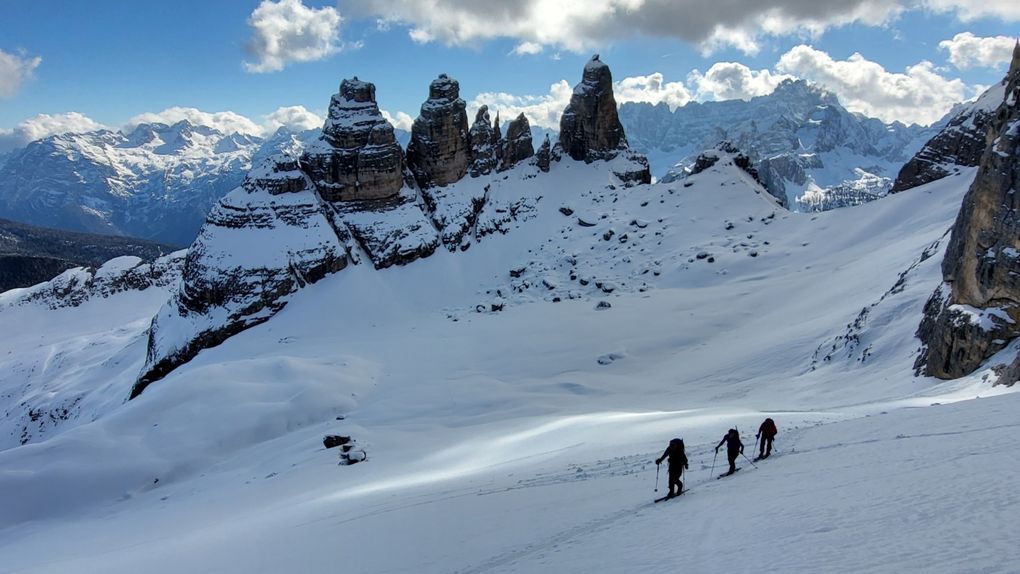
[557,55,651,184]
[406,74,471,188]
[916,42,1020,382]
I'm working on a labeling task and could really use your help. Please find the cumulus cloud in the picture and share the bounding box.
[244,0,343,73]
[613,73,693,109]
[776,44,968,125]
[0,112,106,153]
[262,105,323,132]
[512,42,544,56]
[351,0,1020,55]
[0,49,42,98]
[381,110,414,131]
[688,63,793,101]
[125,107,264,135]
[469,80,574,129]
[939,32,1018,70]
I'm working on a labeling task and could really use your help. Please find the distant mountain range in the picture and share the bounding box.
[0,218,177,292]
[618,79,944,210]
[0,80,958,245]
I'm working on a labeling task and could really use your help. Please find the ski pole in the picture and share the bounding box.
[654,463,660,492]
[753,435,759,458]
[710,449,718,478]
[741,451,758,469]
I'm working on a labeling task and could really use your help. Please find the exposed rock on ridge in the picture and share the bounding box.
[557,55,651,185]
[406,74,471,188]
[891,74,1010,193]
[301,78,406,201]
[500,114,535,172]
[916,42,1020,382]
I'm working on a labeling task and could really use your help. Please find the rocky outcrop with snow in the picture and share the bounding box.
[891,46,1018,194]
[406,74,471,188]
[468,106,499,177]
[133,155,350,398]
[301,78,407,201]
[557,55,651,185]
[916,44,1020,382]
[622,80,936,209]
[500,113,535,172]
[0,251,184,311]
[132,60,652,397]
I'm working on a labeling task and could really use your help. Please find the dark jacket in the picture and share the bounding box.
[758,418,778,439]
[717,430,743,452]
[657,439,689,470]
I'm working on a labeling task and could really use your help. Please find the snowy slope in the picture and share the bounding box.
[0,157,1015,573]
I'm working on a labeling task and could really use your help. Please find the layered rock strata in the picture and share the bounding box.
[406,74,471,188]
[916,43,1020,382]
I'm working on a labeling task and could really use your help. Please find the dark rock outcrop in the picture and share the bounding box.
[301,78,405,201]
[132,155,349,399]
[559,55,627,162]
[499,113,534,172]
[536,135,552,172]
[916,43,1020,382]
[891,49,1016,193]
[468,106,498,177]
[557,55,651,185]
[406,74,470,188]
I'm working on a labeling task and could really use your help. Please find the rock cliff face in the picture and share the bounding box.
[406,74,471,188]
[559,55,627,162]
[301,78,405,201]
[557,55,651,185]
[891,71,1011,193]
[468,106,499,177]
[132,155,349,398]
[499,113,534,172]
[916,43,1020,382]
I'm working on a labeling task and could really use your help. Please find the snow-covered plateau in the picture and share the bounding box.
[1,148,1017,573]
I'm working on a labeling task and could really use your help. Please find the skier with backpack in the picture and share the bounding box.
[715,428,744,476]
[756,417,778,460]
[655,438,689,499]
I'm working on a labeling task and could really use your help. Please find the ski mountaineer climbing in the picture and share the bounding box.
[716,428,744,476]
[756,417,778,460]
[655,438,689,498]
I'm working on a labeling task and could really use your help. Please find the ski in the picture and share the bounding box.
[653,489,688,503]
[717,467,741,479]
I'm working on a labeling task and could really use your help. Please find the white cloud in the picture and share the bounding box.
[939,32,1018,70]
[0,112,106,153]
[125,107,264,135]
[0,49,42,98]
[469,80,573,129]
[776,44,968,125]
[351,0,1020,56]
[512,42,544,56]
[923,0,1020,21]
[381,110,414,131]
[262,105,323,133]
[613,73,693,110]
[688,63,793,101]
[243,0,343,73]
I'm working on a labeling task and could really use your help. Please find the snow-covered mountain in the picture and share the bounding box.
[0,118,408,247]
[618,80,940,210]
[3,56,1020,574]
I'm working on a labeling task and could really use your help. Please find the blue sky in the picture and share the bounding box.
[0,0,1017,144]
